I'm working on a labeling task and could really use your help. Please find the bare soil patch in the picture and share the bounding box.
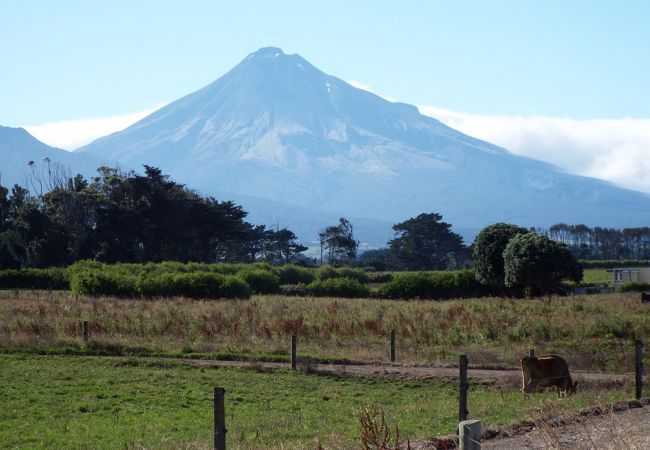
[185,358,639,390]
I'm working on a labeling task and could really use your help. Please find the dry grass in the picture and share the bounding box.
[0,290,648,370]
[532,399,649,450]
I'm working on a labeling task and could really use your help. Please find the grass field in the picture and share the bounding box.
[0,291,647,371]
[582,268,612,284]
[0,354,635,449]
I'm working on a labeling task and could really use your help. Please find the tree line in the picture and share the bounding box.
[0,163,306,269]
[1,161,646,275]
[536,223,650,260]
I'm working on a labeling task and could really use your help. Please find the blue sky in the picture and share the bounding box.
[3,0,649,124]
[3,1,650,191]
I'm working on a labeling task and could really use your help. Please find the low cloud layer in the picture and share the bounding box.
[24,102,166,150]
[419,106,650,193]
[346,79,650,194]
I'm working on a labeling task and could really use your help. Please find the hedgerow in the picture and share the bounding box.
[377,269,493,300]
[619,282,650,293]
[0,268,68,290]
[308,277,371,298]
[275,264,315,285]
[237,269,280,294]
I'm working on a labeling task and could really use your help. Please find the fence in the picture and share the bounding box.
[204,339,645,450]
[2,290,649,448]
[68,311,649,446]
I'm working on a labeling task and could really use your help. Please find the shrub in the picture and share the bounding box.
[136,273,177,297]
[503,233,582,295]
[377,269,491,300]
[276,264,315,285]
[236,269,280,294]
[171,272,246,299]
[368,272,393,283]
[69,264,251,299]
[219,276,252,299]
[316,264,339,281]
[337,267,370,284]
[473,223,529,288]
[0,267,68,290]
[377,272,433,299]
[69,270,138,297]
[619,282,650,292]
[308,277,370,298]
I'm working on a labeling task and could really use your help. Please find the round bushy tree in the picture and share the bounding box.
[503,233,582,295]
[472,223,529,287]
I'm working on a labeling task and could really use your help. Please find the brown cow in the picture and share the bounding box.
[521,355,578,398]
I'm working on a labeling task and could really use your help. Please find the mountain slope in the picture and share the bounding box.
[0,125,112,189]
[78,47,650,242]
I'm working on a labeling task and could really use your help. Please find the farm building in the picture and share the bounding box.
[608,267,650,286]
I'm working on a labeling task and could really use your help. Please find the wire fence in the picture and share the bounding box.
[1,289,649,449]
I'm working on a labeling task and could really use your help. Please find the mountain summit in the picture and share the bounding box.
[77,47,650,242]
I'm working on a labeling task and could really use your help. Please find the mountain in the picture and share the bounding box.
[0,125,112,189]
[78,47,650,245]
[0,125,392,248]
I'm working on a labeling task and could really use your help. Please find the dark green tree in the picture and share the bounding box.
[265,228,308,263]
[472,222,529,288]
[503,232,583,295]
[0,185,67,267]
[42,175,99,262]
[0,165,307,267]
[319,218,358,264]
[358,248,393,271]
[388,213,466,270]
[0,184,19,268]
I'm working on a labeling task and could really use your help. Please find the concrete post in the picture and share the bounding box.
[459,419,481,450]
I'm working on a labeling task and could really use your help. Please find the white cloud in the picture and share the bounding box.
[345,79,650,194]
[24,102,167,150]
[419,105,650,194]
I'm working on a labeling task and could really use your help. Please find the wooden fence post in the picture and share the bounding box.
[82,320,89,344]
[213,387,226,450]
[528,348,535,357]
[635,339,643,400]
[390,329,396,363]
[459,354,468,422]
[291,334,297,370]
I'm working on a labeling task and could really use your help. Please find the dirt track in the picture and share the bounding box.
[185,358,641,389]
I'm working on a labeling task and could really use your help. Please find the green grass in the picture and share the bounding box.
[0,354,634,449]
[582,269,611,284]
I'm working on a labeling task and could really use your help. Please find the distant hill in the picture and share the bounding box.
[0,125,111,189]
[0,125,394,248]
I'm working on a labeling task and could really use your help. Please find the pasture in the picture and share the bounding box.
[0,289,647,448]
[0,354,635,449]
[1,291,647,371]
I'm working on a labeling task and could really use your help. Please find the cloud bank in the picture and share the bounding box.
[24,102,167,150]
[347,79,650,194]
[419,106,650,194]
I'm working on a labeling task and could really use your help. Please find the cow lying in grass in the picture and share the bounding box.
[521,355,578,398]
